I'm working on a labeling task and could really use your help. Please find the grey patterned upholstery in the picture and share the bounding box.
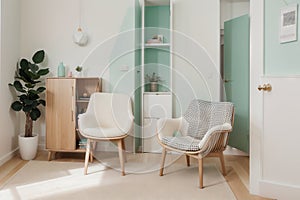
[158,99,234,189]
[161,136,201,151]
[160,99,234,151]
[183,100,233,139]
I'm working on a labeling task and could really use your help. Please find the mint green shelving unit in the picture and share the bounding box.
[144,4,171,92]
[141,0,173,153]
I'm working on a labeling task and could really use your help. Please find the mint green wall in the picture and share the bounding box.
[265,0,300,75]
[144,6,171,92]
[134,0,142,152]
[145,6,170,43]
[109,5,135,94]
[144,48,170,92]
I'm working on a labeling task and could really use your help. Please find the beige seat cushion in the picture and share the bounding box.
[81,127,126,138]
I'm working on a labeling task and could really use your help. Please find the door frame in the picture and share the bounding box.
[249,0,264,195]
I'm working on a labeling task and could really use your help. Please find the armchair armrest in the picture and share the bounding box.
[78,113,98,134]
[122,114,134,134]
[157,117,188,140]
[198,123,232,149]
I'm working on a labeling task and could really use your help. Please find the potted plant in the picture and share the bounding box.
[8,50,49,160]
[145,72,162,92]
[75,65,83,77]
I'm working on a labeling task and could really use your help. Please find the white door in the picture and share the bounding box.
[250,1,300,199]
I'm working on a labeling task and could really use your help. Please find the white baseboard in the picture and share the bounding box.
[0,148,19,167]
[259,180,300,200]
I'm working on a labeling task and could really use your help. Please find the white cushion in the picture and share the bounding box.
[81,127,126,138]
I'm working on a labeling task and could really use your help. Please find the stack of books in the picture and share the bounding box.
[78,138,87,149]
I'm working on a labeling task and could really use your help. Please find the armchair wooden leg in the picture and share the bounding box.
[198,158,203,189]
[121,138,127,163]
[84,139,91,175]
[159,147,167,176]
[186,155,190,167]
[89,141,96,163]
[219,152,226,176]
[117,139,125,176]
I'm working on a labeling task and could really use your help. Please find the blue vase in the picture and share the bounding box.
[58,62,65,77]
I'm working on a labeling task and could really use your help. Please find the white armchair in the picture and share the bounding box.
[157,99,234,188]
[78,93,134,176]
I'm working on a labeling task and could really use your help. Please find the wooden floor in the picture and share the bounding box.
[0,151,272,200]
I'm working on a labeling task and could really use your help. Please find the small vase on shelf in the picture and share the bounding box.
[57,62,65,77]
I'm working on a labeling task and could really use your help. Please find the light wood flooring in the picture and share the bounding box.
[0,151,272,200]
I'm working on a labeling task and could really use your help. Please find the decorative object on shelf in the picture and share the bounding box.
[145,72,163,92]
[57,62,65,77]
[146,34,164,44]
[8,50,49,160]
[75,66,83,77]
[68,71,73,77]
[83,92,88,98]
[157,35,164,43]
[73,0,88,46]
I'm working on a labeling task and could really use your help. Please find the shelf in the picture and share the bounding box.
[144,92,171,95]
[76,100,89,103]
[144,43,170,48]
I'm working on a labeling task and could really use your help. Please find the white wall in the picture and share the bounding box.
[0,0,21,165]
[20,0,135,87]
[173,0,220,116]
[1,0,221,156]
[20,0,136,148]
[220,0,250,29]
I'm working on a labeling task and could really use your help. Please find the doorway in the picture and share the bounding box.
[220,0,250,153]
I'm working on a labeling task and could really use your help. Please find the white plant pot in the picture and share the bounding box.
[18,134,38,160]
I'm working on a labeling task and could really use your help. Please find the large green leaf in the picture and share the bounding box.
[31,100,38,108]
[20,59,29,70]
[11,101,23,111]
[24,99,33,105]
[19,94,28,102]
[25,69,40,80]
[29,93,39,100]
[37,87,46,93]
[32,50,45,64]
[39,99,46,106]
[13,81,26,92]
[28,89,39,95]
[37,68,49,76]
[23,105,33,112]
[19,69,34,84]
[30,108,41,121]
[25,83,35,88]
[28,63,39,73]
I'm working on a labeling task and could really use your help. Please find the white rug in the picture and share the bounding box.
[0,155,236,200]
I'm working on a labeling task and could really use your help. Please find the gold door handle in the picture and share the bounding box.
[258,83,272,92]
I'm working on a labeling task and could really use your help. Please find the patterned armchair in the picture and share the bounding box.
[157,99,234,188]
